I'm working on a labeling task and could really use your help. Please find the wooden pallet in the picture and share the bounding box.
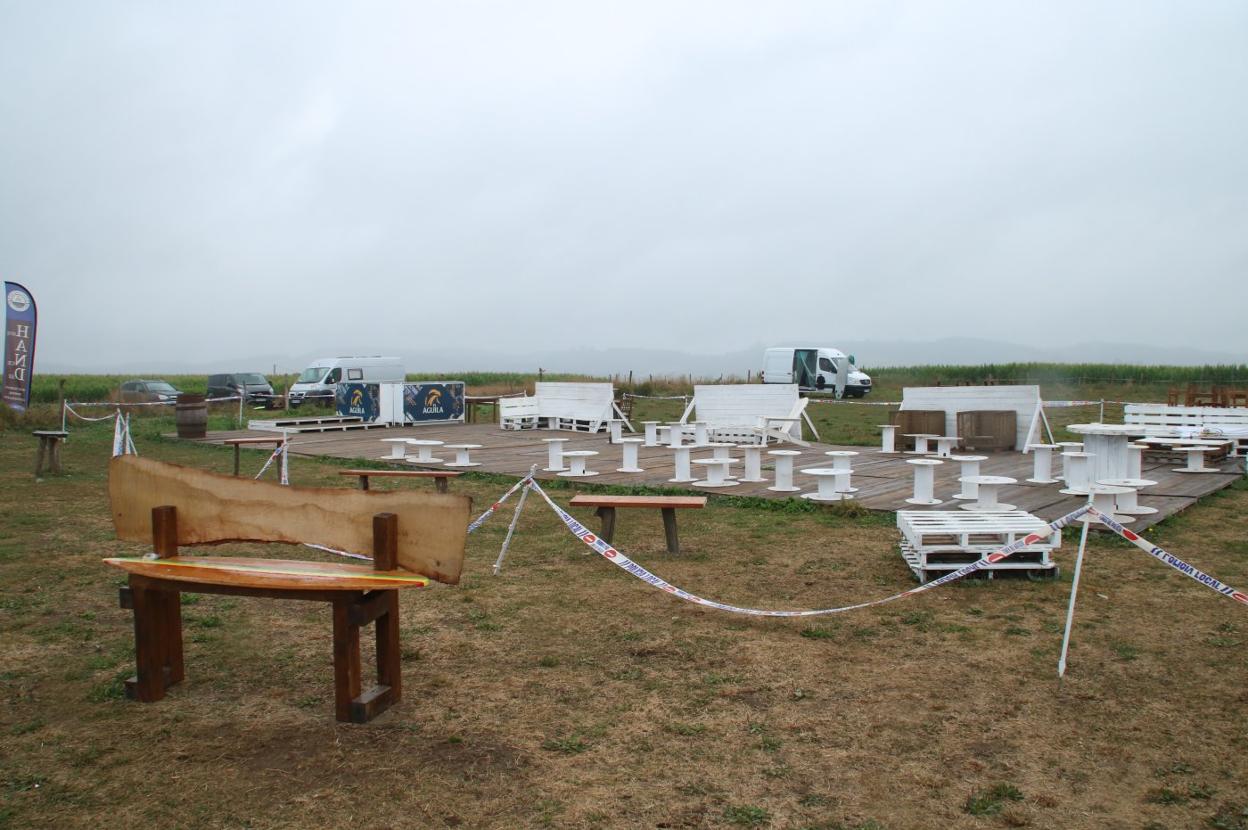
[896,510,1060,583]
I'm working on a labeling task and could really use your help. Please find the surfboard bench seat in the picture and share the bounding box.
[103,455,471,723]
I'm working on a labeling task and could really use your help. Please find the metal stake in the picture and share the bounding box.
[1057,514,1094,685]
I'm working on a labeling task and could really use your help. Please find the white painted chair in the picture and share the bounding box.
[532,382,633,433]
[499,397,540,430]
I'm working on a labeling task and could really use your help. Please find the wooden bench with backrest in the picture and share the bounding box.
[339,468,462,493]
[103,455,470,723]
[568,494,706,555]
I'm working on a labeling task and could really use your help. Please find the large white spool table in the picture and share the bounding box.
[642,421,662,447]
[558,450,599,478]
[669,446,695,483]
[1096,477,1159,516]
[692,458,739,488]
[1026,444,1060,484]
[823,450,859,492]
[958,475,1018,513]
[948,455,988,500]
[443,444,482,467]
[1083,483,1135,524]
[905,434,939,455]
[1067,424,1146,482]
[404,439,445,464]
[905,458,943,506]
[800,468,853,502]
[738,444,767,483]
[617,438,645,473]
[542,437,570,472]
[1059,451,1095,496]
[767,450,802,493]
[878,424,899,454]
[931,436,961,458]
[380,438,410,460]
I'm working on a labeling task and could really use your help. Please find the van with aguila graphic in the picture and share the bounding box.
[288,356,405,407]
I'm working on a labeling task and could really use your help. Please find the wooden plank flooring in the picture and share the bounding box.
[198,424,1243,532]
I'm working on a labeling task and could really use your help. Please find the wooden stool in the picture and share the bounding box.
[33,430,69,477]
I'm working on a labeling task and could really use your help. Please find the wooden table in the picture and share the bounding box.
[33,430,69,476]
[223,436,286,476]
[465,395,501,424]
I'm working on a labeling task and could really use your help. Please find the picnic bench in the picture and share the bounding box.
[103,455,470,723]
[339,468,462,493]
[33,430,69,477]
[569,494,706,555]
[222,435,286,476]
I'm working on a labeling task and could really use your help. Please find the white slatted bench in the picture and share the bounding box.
[679,384,818,446]
[499,397,540,430]
[1123,404,1248,456]
[896,510,1061,583]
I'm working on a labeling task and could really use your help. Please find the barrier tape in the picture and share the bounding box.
[1043,400,1103,408]
[622,393,690,401]
[67,395,241,408]
[806,398,899,406]
[467,473,535,534]
[64,403,123,423]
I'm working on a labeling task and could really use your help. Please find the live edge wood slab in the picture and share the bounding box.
[103,455,471,723]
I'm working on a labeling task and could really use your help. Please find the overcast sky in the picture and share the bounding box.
[2,1,1246,371]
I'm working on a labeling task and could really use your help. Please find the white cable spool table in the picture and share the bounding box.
[1059,451,1095,495]
[957,475,1018,513]
[1053,441,1083,479]
[669,446,695,483]
[904,434,939,455]
[692,457,739,488]
[767,449,802,493]
[878,424,899,454]
[705,442,736,461]
[642,421,661,447]
[1067,423,1146,482]
[443,444,482,468]
[404,439,445,464]
[667,423,686,448]
[931,436,961,458]
[1175,445,1219,473]
[617,438,645,473]
[1082,483,1135,524]
[690,421,710,446]
[558,450,599,478]
[606,419,625,444]
[801,468,853,502]
[1096,477,1159,516]
[738,444,767,483]
[1026,444,1061,484]
[948,455,988,500]
[542,437,570,472]
[380,438,410,460]
[823,450,859,492]
[905,458,944,505]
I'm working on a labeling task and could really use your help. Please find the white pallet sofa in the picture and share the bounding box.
[678,384,819,446]
[500,383,631,433]
[1123,404,1248,455]
[896,510,1061,583]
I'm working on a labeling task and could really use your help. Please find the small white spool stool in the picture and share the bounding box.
[443,444,481,468]
[669,446,695,483]
[1096,477,1158,516]
[690,421,710,446]
[1126,442,1147,480]
[905,458,943,505]
[905,434,939,455]
[1083,483,1135,524]
[543,437,570,472]
[767,450,802,493]
[801,468,854,502]
[738,444,766,483]
[878,424,899,454]
[948,455,987,500]
[667,423,685,449]
[607,419,624,444]
[932,436,961,458]
[1026,444,1060,484]
[380,438,409,460]
[558,450,599,478]
[958,475,1017,513]
[823,450,859,492]
[617,438,645,473]
[404,439,444,464]
[642,421,661,447]
[692,458,739,487]
[1175,445,1217,473]
[1059,451,1095,495]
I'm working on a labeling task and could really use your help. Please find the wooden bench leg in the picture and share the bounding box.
[50,439,62,475]
[332,600,362,722]
[374,591,401,704]
[435,476,447,494]
[33,439,46,477]
[233,445,241,476]
[661,508,680,555]
[125,583,168,702]
[359,476,370,491]
[595,507,617,544]
[336,591,400,723]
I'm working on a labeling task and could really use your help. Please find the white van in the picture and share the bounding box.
[287,356,405,407]
[761,347,873,397]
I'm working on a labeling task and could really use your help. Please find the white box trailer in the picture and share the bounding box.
[288,356,404,407]
[761,347,872,397]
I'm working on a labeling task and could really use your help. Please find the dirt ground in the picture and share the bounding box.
[1,418,1246,830]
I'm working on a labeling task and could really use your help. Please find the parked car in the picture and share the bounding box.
[119,379,183,403]
[207,372,278,408]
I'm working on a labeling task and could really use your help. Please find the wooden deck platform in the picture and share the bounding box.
[198,424,1244,532]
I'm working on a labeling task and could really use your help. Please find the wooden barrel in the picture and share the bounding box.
[175,394,208,439]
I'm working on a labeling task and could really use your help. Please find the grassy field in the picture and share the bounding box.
[2,409,1247,829]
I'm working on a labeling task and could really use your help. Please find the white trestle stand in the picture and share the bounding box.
[542,437,570,472]
[558,450,599,478]
[607,419,624,444]
[617,438,644,473]
[1176,445,1217,473]
[692,458,739,487]
[1096,477,1159,516]
[642,421,661,447]
[443,444,482,468]
[801,468,853,502]
[669,446,695,483]
[1126,442,1147,480]
[667,423,685,449]
[767,449,802,493]
[905,458,943,505]
[404,439,445,464]
[823,450,859,492]
[932,436,961,458]
[690,421,710,446]
[878,424,899,454]
[381,438,409,460]
[738,444,766,482]
[958,475,1018,513]
[905,434,938,455]
[949,455,987,500]
[1026,444,1060,484]
[1059,451,1095,495]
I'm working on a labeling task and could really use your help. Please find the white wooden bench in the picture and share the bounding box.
[678,384,818,446]
[499,397,540,430]
[1123,404,1248,455]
